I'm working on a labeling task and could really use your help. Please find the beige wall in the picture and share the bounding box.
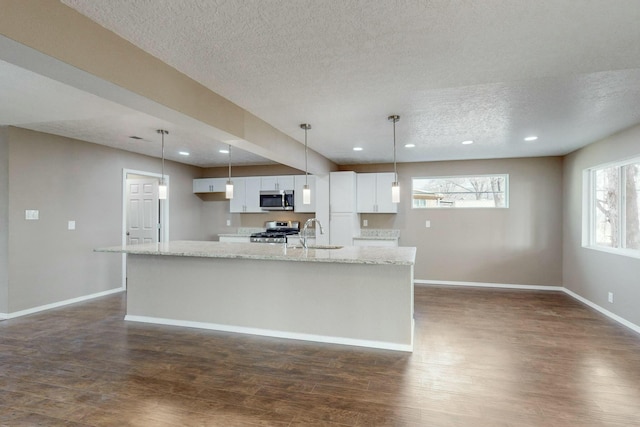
[563,124,640,326]
[343,157,564,286]
[3,127,203,313]
[0,127,9,313]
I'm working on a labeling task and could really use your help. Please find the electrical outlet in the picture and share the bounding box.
[425,220,431,228]
[226,219,231,226]
[68,220,76,230]
[25,209,39,220]
[363,219,368,227]
[608,292,614,303]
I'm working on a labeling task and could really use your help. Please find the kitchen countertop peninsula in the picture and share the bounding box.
[96,240,416,265]
[96,240,416,352]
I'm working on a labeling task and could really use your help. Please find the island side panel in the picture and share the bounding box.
[126,254,413,351]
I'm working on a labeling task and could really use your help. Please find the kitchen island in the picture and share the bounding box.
[96,241,416,351]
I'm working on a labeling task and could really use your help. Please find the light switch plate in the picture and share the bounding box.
[363,219,368,227]
[425,220,431,228]
[68,220,76,230]
[25,209,39,220]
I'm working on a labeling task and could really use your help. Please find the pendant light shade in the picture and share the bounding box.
[226,145,234,199]
[388,115,400,204]
[300,123,312,205]
[157,129,168,200]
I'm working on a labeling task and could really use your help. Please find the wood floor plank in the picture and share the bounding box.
[1,285,640,426]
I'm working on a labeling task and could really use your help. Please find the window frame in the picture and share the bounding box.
[411,173,510,209]
[583,156,640,260]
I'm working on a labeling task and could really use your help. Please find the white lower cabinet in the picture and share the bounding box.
[330,212,359,247]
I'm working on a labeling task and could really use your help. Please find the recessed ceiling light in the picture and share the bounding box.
[404,143,415,148]
[462,140,474,145]
[179,151,190,156]
[219,149,229,154]
[524,136,538,141]
[353,147,363,151]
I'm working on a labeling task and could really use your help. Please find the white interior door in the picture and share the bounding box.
[126,178,159,245]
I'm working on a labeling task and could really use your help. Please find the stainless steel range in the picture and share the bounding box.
[250,221,300,244]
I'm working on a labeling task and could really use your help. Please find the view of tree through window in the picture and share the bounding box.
[590,160,640,252]
[412,175,508,208]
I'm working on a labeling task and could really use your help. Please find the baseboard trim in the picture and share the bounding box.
[563,288,640,335]
[415,279,640,335]
[125,315,414,352]
[0,287,125,320]
[414,279,563,292]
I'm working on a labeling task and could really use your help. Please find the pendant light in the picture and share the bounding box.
[300,123,312,205]
[388,115,400,204]
[157,129,168,200]
[225,144,234,199]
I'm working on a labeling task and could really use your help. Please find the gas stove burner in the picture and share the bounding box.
[250,220,300,243]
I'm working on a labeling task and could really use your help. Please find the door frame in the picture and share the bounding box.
[121,168,170,289]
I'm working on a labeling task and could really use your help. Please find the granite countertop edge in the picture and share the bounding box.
[95,240,416,266]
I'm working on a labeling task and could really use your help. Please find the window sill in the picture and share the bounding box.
[583,244,640,260]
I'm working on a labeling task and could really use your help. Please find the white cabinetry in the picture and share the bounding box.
[294,174,316,213]
[356,172,398,213]
[261,175,295,191]
[329,171,360,246]
[230,177,263,213]
[330,171,357,213]
[193,178,227,193]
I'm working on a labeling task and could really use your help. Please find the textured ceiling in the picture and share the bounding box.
[6,1,640,166]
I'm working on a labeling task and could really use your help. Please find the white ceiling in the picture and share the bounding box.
[4,1,640,167]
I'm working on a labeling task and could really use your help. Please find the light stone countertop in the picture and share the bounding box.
[355,229,400,241]
[95,240,416,266]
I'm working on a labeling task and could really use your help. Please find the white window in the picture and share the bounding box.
[585,157,640,257]
[412,174,508,208]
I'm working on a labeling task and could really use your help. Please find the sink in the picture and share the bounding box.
[291,245,344,250]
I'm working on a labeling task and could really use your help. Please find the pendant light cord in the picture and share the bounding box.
[300,124,311,185]
[228,145,232,180]
[157,129,168,185]
[388,115,400,182]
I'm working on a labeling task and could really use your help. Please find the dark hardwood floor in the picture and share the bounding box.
[1,285,640,426]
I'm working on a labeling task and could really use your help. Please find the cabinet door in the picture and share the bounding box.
[375,172,398,213]
[330,171,357,212]
[244,177,263,212]
[277,175,295,190]
[356,173,377,213]
[294,175,316,213]
[261,176,278,191]
[229,178,246,213]
[330,212,359,246]
[193,178,227,193]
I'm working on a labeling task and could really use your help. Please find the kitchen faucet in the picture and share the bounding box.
[301,218,324,248]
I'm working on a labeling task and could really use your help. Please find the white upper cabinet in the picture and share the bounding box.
[193,178,227,193]
[294,174,316,213]
[356,172,398,213]
[330,171,357,213]
[230,177,263,213]
[261,175,295,191]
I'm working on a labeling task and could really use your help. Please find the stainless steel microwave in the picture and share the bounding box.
[259,190,294,211]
